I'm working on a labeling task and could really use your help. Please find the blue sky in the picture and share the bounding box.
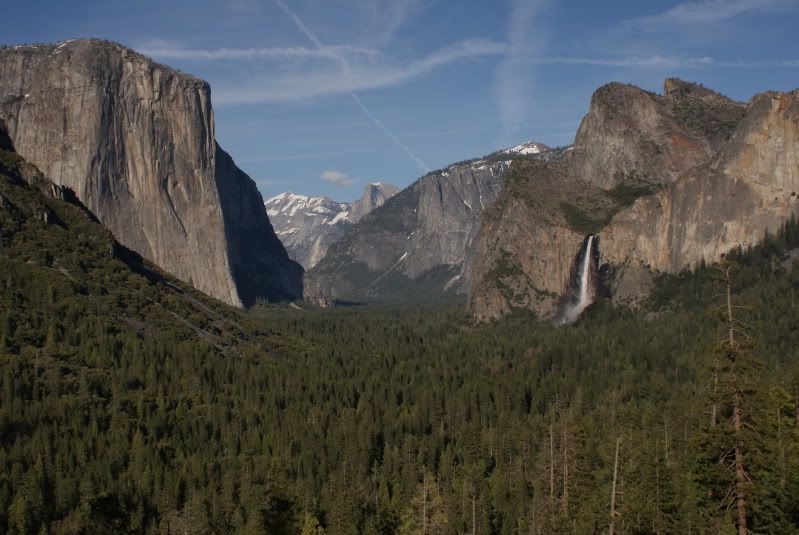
[3,0,798,202]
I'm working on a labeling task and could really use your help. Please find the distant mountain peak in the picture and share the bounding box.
[503,140,550,156]
[265,182,398,269]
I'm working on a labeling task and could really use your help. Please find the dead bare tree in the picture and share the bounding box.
[608,437,621,535]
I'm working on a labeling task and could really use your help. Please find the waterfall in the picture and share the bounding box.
[559,235,596,324]
[577,235,594,310]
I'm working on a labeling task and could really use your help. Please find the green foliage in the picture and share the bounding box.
[560,181,656,235]
[605,181,655,206]
[670,88,746,141]
[559,201,610,234]
[301,513,326,535]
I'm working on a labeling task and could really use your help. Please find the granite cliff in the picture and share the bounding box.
[0,39,302,307]
[469,79,798,321]
[600,88,799,302]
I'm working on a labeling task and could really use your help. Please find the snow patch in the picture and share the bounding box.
[327,210,350,225]
[503,140,549,156]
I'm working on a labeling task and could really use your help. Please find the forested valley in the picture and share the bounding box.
[2,143,799,533]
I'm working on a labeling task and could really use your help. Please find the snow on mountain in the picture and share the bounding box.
[503,140,550,156]
[265,183,398,270]
[266,192,350,225]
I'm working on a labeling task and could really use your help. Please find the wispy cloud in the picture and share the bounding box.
[214,40,506,104]
[141,44,380,61]
[212,38,504,104]
[626,0,796,30]
[238,147,385,163]
[370,0,424,45]
[527,55,799,69]
[272,0,443,173]
[321,170,357,187]
[494,0,551,142]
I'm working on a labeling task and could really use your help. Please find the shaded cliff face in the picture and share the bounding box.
[304,154,517,305]
[0,39,301,306]
[468,79,798,321]
[215,146,302,305]
[265,182,398,270]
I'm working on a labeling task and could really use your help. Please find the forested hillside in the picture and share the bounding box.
[2,143,799,533]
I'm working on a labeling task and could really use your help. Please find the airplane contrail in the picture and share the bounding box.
[274,0,431,173]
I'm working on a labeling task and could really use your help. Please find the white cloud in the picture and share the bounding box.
[535,55,714,68]
[238,147,384,163]
[321,170,357,187]
[211,38,505,104]
[494,0,551,142]
[627,0,795,30]
[141,44,380,61]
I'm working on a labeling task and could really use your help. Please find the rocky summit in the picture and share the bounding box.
[468,79,799,321]
[0,39,302,307]
[265,182,398,270]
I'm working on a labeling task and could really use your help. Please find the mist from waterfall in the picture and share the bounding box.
[559,235,596,325]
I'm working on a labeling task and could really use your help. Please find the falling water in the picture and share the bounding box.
[577,235,594,310]
[560,235,596,324]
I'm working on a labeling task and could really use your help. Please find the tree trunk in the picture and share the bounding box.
[609,437,621,535]
[726,268,748,535]
[549,424,555,503]
[562,426,569,514]
[472,493,476,535]
[733,394,748,535]
[422,472,428,535]
[778,407,786,489]
[726,267,736,351]
[711,364,719,428]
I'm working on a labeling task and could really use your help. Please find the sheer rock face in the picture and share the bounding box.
[0,39,301,306]
[304,157,512,305]
[469,79,798,321]
[600,89,799,275]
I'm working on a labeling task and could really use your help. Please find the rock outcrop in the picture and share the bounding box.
[600,89,799,280]
[349,182,399,223]
[0,39,301,306]
[266,182,398,270]
[303,148,537,304]
[570,79,744,189]
[469,79,798,321]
